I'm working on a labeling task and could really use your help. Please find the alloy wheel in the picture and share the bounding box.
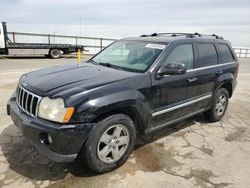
[215,93,227,117]
[97,124,130,164]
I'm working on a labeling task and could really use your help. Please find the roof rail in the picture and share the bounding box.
[140,33,223,40]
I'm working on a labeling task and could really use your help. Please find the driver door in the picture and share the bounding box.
[151,43,198,128]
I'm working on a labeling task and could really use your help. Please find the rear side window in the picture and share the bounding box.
[218,44,234,63]
[197,43,218,67]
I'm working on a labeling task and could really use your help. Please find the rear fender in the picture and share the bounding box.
[215,73,234,97]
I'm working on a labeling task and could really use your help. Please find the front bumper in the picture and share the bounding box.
[7,95,93,163]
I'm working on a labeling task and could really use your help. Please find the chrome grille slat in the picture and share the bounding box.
[35,99,39,116]
[18,88,22,104]
[30,95,34,115]
[25,93,29,111]
[21,90,25,109]
[16,87,19,103]
[16,85,42,117]
[18,88,20,103]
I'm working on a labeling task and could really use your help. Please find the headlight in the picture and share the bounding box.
[38,97,74,123]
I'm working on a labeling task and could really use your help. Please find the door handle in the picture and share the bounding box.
[216,71,223,76]
[187,78,198,83]
[187,77,198,83]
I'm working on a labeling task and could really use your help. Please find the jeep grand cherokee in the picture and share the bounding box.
[7,33,238,173]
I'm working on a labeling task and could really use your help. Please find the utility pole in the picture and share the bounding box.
[80,16,82,36]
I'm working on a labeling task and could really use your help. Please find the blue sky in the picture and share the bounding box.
[1,0,250,46]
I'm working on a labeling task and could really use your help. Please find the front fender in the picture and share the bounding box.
[72,89,150,127]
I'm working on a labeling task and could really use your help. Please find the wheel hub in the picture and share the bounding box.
[109,138,118,147]
[215,93,227,116]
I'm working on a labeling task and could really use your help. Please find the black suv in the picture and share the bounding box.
[7,33,238,173]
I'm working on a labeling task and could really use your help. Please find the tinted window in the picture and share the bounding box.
[197,43,218,67]
[162,44,193,69]
[218,44,234,63]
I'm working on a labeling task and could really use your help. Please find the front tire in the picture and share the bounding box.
[204,88,229,122]
[82,114,136,173]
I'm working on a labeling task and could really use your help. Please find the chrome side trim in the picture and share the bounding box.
[187,62,235,72]
[152,94,212,117]
[146,108,207,134]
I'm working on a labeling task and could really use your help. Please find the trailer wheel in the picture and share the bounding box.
[49,49,61,59]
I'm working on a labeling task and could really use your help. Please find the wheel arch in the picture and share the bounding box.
[216,72,234,98]
[90,106,145,135]
[220,82,233,98]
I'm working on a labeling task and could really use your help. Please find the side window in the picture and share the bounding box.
[218,44,234,63]
[162,44,193,69]
[197,43,218,67]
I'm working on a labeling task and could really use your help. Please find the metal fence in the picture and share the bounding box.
[6,32,250,57]
[7,32,117,54]
[233,47,250,58]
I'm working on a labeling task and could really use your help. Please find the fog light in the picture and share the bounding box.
[39,132,52,145]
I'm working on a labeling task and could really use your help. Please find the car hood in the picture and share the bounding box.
[19,62,137,98]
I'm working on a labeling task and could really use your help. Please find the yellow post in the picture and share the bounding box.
[77,49,81,63]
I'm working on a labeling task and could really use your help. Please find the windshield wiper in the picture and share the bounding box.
[98,62,143,73]
[99,62,113,67]
[98,62,123,70]
[88,60,120,70]
[87,59,98,65]
[88,60,118,69]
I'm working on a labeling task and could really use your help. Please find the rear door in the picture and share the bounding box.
[194,42,221,109]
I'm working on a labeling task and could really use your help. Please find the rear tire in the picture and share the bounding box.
[49,49,61,59]
[81,114,136,173]
[204,88,229,122]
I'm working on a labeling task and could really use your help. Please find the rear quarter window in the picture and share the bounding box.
[197,43,218,67]
[218,44,234,63]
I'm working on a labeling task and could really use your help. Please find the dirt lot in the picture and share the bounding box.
[0,56,250,188]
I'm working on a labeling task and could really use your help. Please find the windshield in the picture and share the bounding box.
[91,40,167,73]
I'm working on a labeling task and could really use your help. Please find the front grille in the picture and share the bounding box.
[16,85,42,117]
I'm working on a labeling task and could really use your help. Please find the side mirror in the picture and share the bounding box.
[157,63,186,78]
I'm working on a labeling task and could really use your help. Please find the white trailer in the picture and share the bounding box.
[0,22,85,58]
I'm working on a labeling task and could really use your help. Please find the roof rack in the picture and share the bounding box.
[140,32,223,40]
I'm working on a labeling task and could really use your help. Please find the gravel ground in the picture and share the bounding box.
[0,56,250,188]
